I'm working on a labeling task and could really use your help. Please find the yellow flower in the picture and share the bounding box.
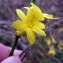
[48,46,56,55]
[58,42,63,50]
[51,36,56,43]
[13,3,58,44]
[45,39,51,46]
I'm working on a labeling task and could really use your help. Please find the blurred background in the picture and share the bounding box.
[0,0,63,63]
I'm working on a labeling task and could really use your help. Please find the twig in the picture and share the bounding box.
[45,18,63,31]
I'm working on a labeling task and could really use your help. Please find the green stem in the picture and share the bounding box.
[45,18,63,32]
[19,44,31,57]
[29,0,36,7]
[31,0,36,3]
[9,36,20,56]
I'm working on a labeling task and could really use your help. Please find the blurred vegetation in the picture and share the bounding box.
[0,0,63,63]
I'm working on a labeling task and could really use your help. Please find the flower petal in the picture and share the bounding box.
[32,27,46,36]
[33,22,45,29]
[31,3,44,21]
[48,46,56,55]
[43,13,59,19]
[26,28,35,44]
[26,3,44,23]
[26,7,34,23]
[12,20,26,31]
[16,9,26,21]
